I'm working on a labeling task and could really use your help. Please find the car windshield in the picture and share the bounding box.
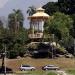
[22,65,30,67]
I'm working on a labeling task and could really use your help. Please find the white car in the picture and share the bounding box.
[42,65,59,70]
[20,65,36,71]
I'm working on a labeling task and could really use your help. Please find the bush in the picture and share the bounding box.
[55,46,67,55]
[8,50,18,59]
[67,69,75,74]
[19,50,26,57]
[32,51,49,58]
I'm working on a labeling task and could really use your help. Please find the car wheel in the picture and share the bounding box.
[45,68,48,71]
[22,69,25,71]
[56,68,59,70]
[31,68,35,71]
[21,69,22,71]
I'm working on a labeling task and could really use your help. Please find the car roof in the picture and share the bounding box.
[21,64,30,66]
[46,65,55,66]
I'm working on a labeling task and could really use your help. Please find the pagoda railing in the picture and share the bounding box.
[28,33,43,38]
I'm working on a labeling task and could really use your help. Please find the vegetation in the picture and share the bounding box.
[0,0,75,73]
[47,72,57,75]
[43,0,75,37]
[27,6,36,16]
[42,0,75,56]
[0,0,75,59]
[0,9,28,59]
[8,9,24,33]
[44,12,73,48]
[43,0,75,15]
[66,69,75,75]
[43,2,59,15]
[16,70,57,75]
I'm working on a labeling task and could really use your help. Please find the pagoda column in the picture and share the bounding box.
[32,22,34,38]
[30,21,32,29]
[38,21,39,32]
[41,20,44,32]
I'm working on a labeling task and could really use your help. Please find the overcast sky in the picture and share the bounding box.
[0,0,58,28]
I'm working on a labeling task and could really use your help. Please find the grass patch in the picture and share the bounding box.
[15,70,57,75]
[66,69,75,75]
[27,70,45,75]
[15,71,30,74]
[15,70,46,75]
[47,72,57,75]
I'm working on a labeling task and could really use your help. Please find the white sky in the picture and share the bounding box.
[0,0,9,8]
[0,0,58,8]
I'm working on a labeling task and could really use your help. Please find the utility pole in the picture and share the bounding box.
[74,39,75,57]
[4,44,6,75]
[52,45,54,59]
[52,34,54,59]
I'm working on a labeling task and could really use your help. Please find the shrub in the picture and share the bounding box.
[18,49,26,57]
[8,50,18,59]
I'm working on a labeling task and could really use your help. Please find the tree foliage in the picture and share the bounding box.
[27,6,36,16]
[43,0,75,38]
[43,2,59,15]
[44,12,73,47]
[58,0,75,14]
[0,9,28,58]
[43,0,75,15]
[8,9,24,32]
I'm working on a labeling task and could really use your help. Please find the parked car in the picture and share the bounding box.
[42,65,59,70]
[65,53,73,58]
[20,64,36,71]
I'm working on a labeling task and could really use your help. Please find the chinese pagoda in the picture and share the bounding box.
[28,7,49,41]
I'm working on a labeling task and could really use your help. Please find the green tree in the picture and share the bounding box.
[0,20,3,38]
[70,14,75,38]
[15,28,28,44]
[27,6,36,16]
[43,2,59,15]
[0,20,3,28]
[27,6,36,32]
[8,9,24,33]
[58,0,75,14]
[43,1,75,15]
[0,26,28,58]
[44,12,73,47]
[8,28,28,58]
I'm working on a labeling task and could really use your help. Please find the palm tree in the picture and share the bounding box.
[27,6,36,16]
[27,6,36,31]
[0,20,3,28]
[8,9,24,33]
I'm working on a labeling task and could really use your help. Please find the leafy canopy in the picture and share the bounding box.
[44,12,73,40]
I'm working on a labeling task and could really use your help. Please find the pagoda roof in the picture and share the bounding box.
[36,7,45,11]
[28,7,49,19]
